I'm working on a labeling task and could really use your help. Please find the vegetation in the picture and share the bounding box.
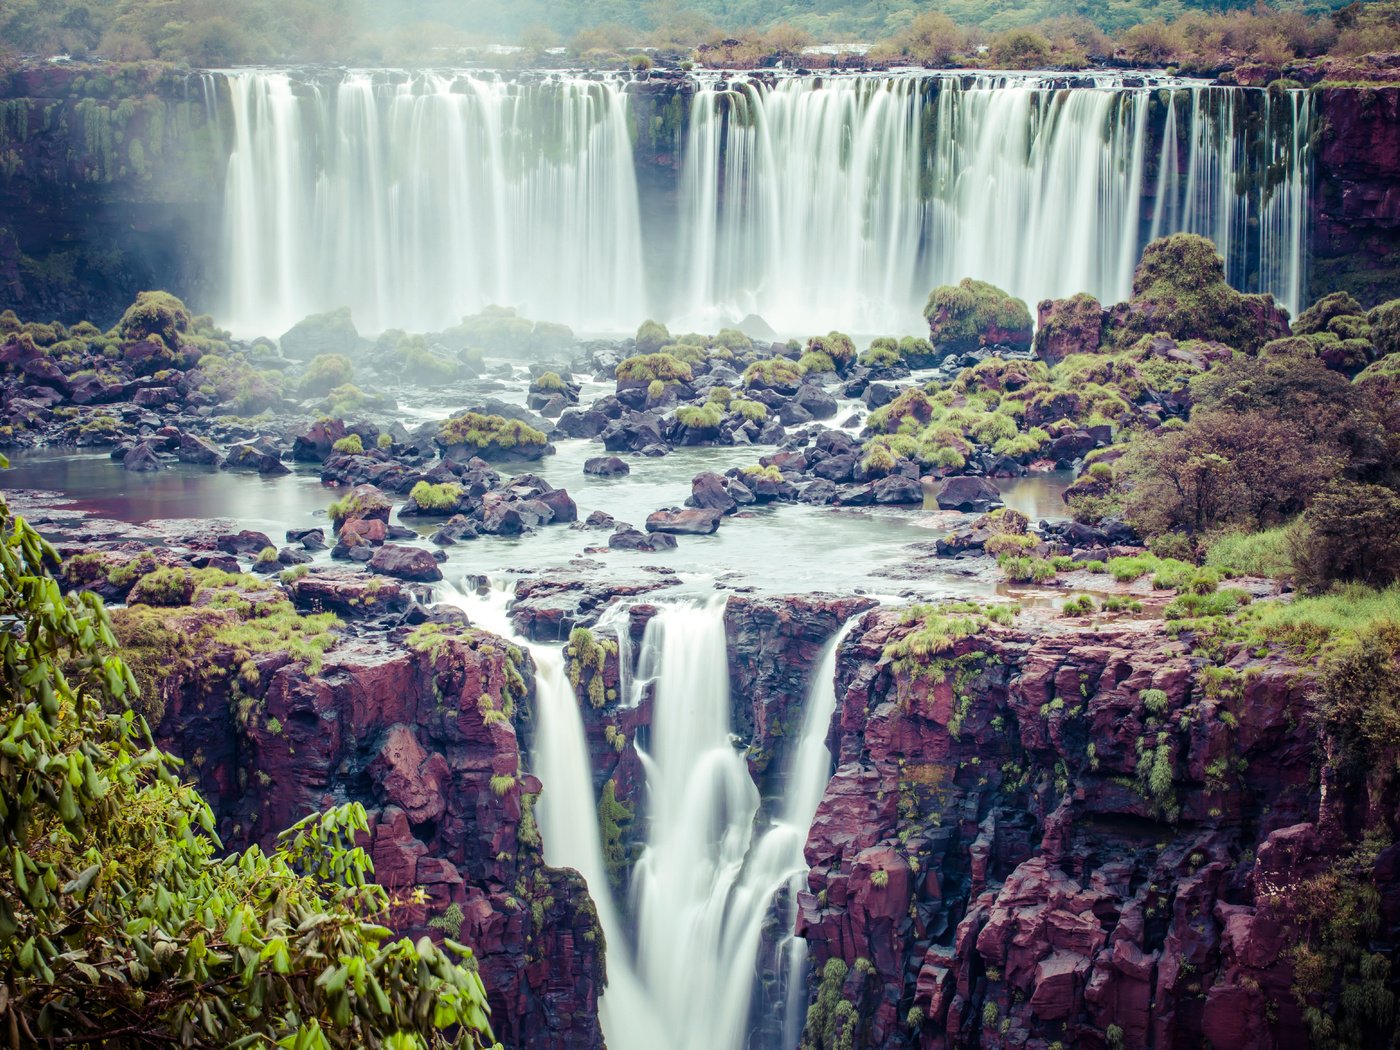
[5,0,1394,73]
[923,278,1032,353]
[0,495,497,1048]
[436,412,549,460]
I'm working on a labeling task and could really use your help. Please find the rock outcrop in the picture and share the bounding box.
[794,609,1382,1050]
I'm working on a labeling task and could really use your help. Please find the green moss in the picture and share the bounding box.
[923,278,1032,352]
[436,412,549,457]
[331,434,363,455]
[598,779,633,890]
[408,481,464,513]
[742,358,805,390]
[616,352,691,383]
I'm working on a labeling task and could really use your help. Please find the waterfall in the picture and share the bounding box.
[434,579,859,1048]
[672,74,1313,331]
[213,68,1314,341]
[220,70,647,337]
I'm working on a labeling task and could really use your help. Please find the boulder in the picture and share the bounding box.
[646,507,723,535]
[933,475,1002,511]
[584,456,630,478]
[368,544,443,582]
[689,471,738,514]
[122,442,164,472]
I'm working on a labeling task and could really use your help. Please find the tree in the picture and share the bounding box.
[0,493,499,1049]
[1290,480,1400,595]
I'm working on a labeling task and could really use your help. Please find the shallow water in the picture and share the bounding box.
[3,357,1072,599]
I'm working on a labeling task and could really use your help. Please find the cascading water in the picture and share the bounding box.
[220,70,647,336]
[673,73,1314,331]
[212,69,1313,338]
[435,579,859,1048]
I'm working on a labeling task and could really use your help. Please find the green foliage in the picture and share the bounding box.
[884,601,1016,677]
[598,779,633,891]
[998,555,1058,583]
[1278,832,1395,1050]
[1291,481,1400,595]
[1141,688,1168,714]
[0,499,497,1049]
[1061,594,1095,617]
[299,353,355,397]
[409,481,465,514]
[1316,621,1400,783]
[1205,525,1295,579]
[332,433,364,455]
[117,290,191,348]
[800,958,859,1050]
[923,278,1032,353]
[436,413,549,458]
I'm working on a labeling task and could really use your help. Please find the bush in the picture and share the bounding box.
[409,480,465,513]
[1292,481,1400,595]
[743,358,805,392]
[332,433,363,455]
[676,402,723,429]
[299,353,354,397]
[1205,526,1294,578]
[1062,594,1096,616]
[116,290,191,348]
[990,28,1052,68]
[616,353,692,383]
[0,499,497,1049]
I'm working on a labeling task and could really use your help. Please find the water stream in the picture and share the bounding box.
[437,579,860,1049]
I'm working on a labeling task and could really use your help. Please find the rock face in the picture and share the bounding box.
[794,610,1375,1050]
[1313,87,1400,305]
[150,623,606,1050]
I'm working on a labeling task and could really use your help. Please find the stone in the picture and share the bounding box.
[646,507,723,535]
[933,475,1002,512]
[368,544,443,582]
[122,442,164,472]
[688,471,738,514]
[176,432,222,466]
[584,456,630,477]
[217,530,274,555]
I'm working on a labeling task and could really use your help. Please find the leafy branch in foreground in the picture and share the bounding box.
[0,491,499,1049]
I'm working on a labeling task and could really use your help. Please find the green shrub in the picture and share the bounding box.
[437,413,549,458]
[332,434,363,455]
[616,352,692,383]
[409,481,464,512]
[676,402,724,429]
[635,319,671,353]
[299,353,354,396]
[1291,481,1400,595]
[1062,594,1096,616]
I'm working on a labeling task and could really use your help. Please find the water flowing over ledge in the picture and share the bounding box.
[209,69,1314,337]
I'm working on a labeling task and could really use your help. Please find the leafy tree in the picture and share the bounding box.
[1291,480,1400,595]
[0,493,499,1049]
[1118,410,1331,536]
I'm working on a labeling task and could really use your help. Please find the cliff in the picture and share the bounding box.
[794,607,1397,1049]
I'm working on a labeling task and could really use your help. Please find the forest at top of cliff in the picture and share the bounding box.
[2,0,1398,71]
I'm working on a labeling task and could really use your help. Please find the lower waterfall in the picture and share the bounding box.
[439,580,858,1048]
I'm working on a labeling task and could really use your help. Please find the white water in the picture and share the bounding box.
[220,70,646,336]
[436,580,858,1048]
[214,70,1313,339]
[674,74,1314,331]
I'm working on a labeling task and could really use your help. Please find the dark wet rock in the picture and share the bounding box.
[799,478,838,505]
[812,452,858,483]
[287,568,413,617]
[871,474,924,504]
[221,438,289,476]
[601,411,665,453]
[609,526,678,552]
[583,511,615,529]
[933,475,1003,511]
[276,546,312,566]
[368,543,443,582]
[584,456,630,477]
[794,383,839,421]
[292,418,348,462]
[430,515,480,546]
[509,564,682,640]
[286,527,326,550]
[779,401,814,426]
[176,432,222,466]
[217,530,274,555]
[122,441,164,472]
[688,471,738,514]
[646,507,723,535]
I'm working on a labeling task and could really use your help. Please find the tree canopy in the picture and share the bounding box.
[0,485,499,1049]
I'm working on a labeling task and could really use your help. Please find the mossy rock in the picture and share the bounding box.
[635,319,671,354]
[435,412,551,463]
[1369,299,1400,359]
[1112,234,1289,354]
[923,278,1032,353]
[279,307,368,361]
